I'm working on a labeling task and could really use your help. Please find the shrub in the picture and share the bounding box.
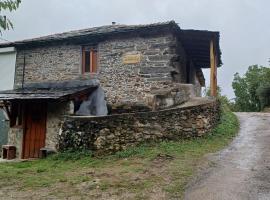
[257,84,270,109]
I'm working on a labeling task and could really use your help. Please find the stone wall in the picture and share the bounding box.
[46,101,73,150]
[14,45,81,88]
[14,33,198,109]
[59,99,220,155]
[8,128,23,158]
[194,75,202,96]
[98,34,186,107]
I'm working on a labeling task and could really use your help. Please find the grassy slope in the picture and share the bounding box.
[0,107,239,199]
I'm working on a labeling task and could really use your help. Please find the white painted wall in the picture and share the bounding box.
[0,47,16,90]
[0,47,16,147]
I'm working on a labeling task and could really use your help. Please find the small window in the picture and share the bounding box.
[82,47,98,73]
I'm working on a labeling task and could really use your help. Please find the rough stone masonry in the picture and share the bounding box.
[14,33,201,112]
[59,99,220,155]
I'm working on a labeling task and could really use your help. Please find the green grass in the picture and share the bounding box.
[0,107,239,199]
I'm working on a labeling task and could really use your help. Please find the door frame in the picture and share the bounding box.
[22,101,47,159]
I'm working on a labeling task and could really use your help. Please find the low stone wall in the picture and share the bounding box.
[59,99,220,154]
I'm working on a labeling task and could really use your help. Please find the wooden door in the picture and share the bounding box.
[22,102,47,159]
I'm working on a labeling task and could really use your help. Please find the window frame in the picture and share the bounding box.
[82,46,98,74]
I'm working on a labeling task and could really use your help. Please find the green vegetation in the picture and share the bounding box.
[257,83,270,110]
[232,65,270,112]
[204,86,234,110]
[0,106,239,199]
[0,0,21,33]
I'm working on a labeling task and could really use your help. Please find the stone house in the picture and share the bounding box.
[0,21,221,159]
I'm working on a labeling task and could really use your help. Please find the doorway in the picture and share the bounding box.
[22,102,47,159]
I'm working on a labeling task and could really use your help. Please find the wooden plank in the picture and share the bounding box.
[36,109,42,158]
[38,103,47,158]
[42,104,47,147]
[26,107,31,159]
[82,47,85,74]
[24,107,31,159]
[34,116,40,158]
[92,50,97,73]
[90,50,93,73]
[210,40,217,97]
[30,107,36,158]
[22,102,47,159]
[33,104,40,158]
[37,104,43,158]
[21,103,26,159]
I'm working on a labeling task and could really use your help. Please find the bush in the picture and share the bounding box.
[257,84,270,109]
[232,65,270,112]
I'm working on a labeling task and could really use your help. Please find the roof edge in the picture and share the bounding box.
[0,20,179,48]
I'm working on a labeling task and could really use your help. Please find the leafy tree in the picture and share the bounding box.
[0,0,21,33]
[203,86,234,109]
[232,65,270,112]
[257,83,270,110]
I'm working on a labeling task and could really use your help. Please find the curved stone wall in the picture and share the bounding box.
[59,99,220,154]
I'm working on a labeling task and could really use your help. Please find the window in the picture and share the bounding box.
[82,47,98,73]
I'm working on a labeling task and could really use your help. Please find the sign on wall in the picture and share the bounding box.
[122,53,141,64]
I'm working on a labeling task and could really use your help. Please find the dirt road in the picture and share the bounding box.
[185,112,270,200]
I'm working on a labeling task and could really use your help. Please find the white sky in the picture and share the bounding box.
[1,0,270,98]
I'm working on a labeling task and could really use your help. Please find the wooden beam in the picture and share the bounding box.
[210,39,217,97]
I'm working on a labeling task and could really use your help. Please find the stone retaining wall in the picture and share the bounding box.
[59,99,220,154]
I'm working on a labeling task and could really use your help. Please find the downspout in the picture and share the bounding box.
[22,53,26,89]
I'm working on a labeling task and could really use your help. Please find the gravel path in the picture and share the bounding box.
[185,112,270,200]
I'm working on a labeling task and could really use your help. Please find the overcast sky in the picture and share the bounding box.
[1,0,270,98]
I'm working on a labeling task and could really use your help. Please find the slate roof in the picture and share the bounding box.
[180,30,222,68]
[0,20,222,68]
[0,80,99,101]
[0,21,178,48]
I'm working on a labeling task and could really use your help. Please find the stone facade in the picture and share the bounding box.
[9,31,205,157]
[98,34,183,106]
[7,128,23,158]
[14,45,81,88]
[14,33,198,108]
[194,75,202,96]
[6,101,72,157]
[46,101,73,150]
[59,99,220,155]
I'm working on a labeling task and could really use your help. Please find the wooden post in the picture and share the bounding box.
[210,40,217,97]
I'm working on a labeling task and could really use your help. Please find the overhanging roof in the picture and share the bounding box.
[0,21,179,48]
[0,80,99,101]
[180,29,222,68]
[0,20,222,69]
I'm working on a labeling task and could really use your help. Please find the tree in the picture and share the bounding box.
[0,0,21,33]
[232,65,270,112]
[203,86,234,110]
